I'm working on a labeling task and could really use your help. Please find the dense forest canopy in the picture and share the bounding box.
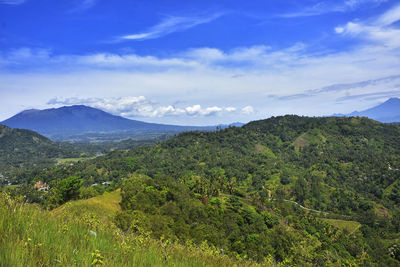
[0,124,87,174]
[3,115,400,265]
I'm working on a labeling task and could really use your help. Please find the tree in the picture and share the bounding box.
[294,177,308,205]
[46,176,83,208]
[57,176,83,203]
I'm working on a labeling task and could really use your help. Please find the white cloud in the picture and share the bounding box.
[335,4,400,48]
[280,0,388,18]
[377,3,400,26]
[120,14,223,41]
[344,0,388,8]
[46,97,237,119]
[183,48,225,63]
[241,106,254,115]
[150,105,184,117]
[77,53,198,69]
[70,0,97,13]
[47,96,152,117]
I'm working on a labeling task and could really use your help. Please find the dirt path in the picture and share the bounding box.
[283,199,325,213]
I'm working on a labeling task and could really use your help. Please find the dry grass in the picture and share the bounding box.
[293,134,309,149]
[321,218,361,235]
[52,189,122,217]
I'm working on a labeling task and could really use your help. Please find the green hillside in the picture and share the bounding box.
[0,124,89,175]
[3,115,400,265]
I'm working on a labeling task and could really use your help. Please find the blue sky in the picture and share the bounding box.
[0,0,400,125]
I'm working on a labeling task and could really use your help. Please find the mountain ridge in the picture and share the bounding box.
[334,97,400,122]
[1,105,219,141]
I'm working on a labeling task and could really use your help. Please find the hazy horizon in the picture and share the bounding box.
[1,97,399,127]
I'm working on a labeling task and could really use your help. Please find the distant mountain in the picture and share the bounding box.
[1,105,216,141]
[0,124,84,173]
[337,98,400,123]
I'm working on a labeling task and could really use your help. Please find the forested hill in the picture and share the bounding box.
[0,124,85,173]
[126,115,400,207]
[24,115,400,265]
[32,114,400,217]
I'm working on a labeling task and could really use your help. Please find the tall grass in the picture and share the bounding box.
[0,193,263,267]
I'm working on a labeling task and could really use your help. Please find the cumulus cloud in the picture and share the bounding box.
[241,106,254,115]
[225,107,237,112]
[47,96,153,117]
[47,96,238,119]
[185,105,223,116]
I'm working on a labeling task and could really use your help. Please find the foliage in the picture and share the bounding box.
[4,115,400,265]
[46,176,83,208]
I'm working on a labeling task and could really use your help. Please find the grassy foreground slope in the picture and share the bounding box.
[52,189,122,219]
[0,192,259,267]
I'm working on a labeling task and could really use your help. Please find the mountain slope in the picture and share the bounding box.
[0,124,84,173]
[1,105,216,141]
[344,97,400,122]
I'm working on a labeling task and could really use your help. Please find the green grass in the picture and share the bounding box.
[292,129,326,151]
[254,144,277,159]
[383,180,400,199]
[321,218,361,235]
[0,192,261,267]
[4,185,18,189]
[293,134,309,150]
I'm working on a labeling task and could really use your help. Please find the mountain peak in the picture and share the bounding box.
[59,105,97,110]
[382,97,400,105]
[1,105,150,137]
[19,109,40,115]
[1,105,215,141]
[347,97,400,123]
